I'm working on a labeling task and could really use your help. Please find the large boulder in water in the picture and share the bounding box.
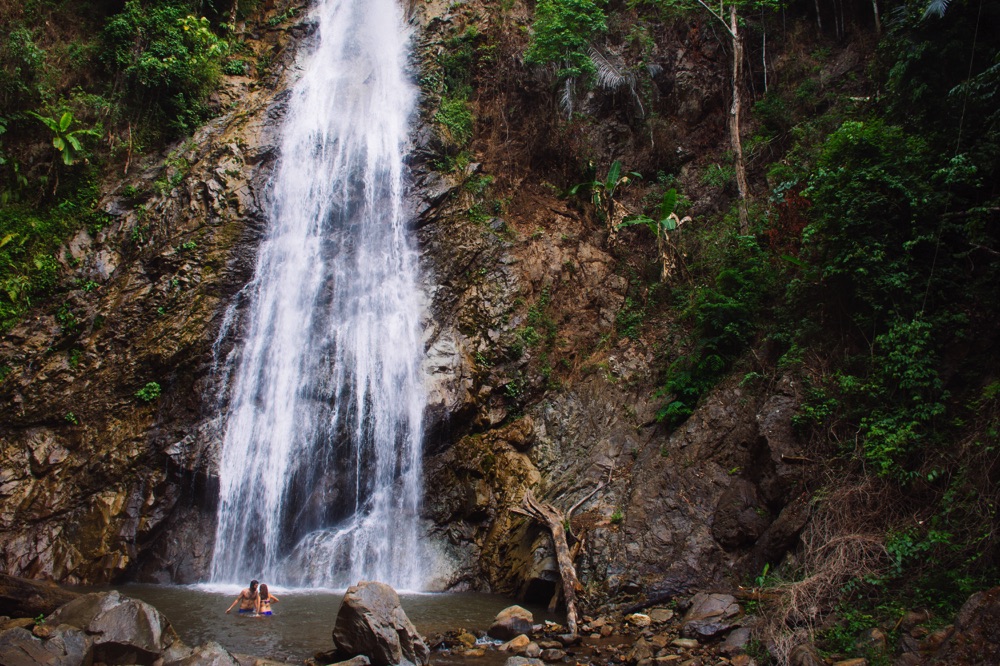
[331,582,429,666]
[488,605,534,641]
[47,590,179,664]
[0,574,79,618]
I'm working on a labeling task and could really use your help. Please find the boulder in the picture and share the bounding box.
[680,592,741,639]
[504,658,545,666]
[164,640,240,666]
[499,635,531,652]
[0,624,92,666]
[932,586,1000,664]
[330,582,429,666]
[47,590,179,665]
[0,575,79,618]
[648,608,675,624]
[789,643,825,666]
[720,627,752,655]
[625,613,652,628]
[488,606,535,641]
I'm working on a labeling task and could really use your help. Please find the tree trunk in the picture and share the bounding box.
[729,4,751,234]
[512,491,583,637]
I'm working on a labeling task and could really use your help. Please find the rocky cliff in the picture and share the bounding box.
[0,0,820,601]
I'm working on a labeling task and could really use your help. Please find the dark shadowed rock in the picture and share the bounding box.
[932,586,1000,664]
[47,590,178,665]
[0,574,79,618]
[788,643,825,666]
[712,480,771,549]
[331,582,429,666]
[489,605,535,641]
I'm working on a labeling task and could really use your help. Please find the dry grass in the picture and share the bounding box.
[756,477,909,663]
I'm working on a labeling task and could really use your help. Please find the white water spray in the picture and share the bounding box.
[210,0,426,589]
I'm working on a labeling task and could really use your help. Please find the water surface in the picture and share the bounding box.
[115,585,556,662]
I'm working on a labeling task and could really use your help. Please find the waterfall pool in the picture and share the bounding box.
[104,585,557,663]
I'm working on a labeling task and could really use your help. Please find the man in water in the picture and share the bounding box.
[225,579,260,614]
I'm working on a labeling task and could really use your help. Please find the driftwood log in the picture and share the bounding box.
[511,478,607,638]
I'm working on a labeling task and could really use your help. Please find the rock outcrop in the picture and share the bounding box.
[329,582,429,666]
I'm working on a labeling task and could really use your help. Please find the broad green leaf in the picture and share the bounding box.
[52,136,66,152]
[59,112,73,133]
[659,188,678,219]
[605,160,622,189]
[0,234,14,249]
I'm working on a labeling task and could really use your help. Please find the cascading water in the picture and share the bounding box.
[210,0,427,589]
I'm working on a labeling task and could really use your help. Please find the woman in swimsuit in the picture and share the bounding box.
[225,579,259,614]
[256,583,279,616]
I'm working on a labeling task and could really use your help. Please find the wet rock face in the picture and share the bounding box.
[0,3,304,584]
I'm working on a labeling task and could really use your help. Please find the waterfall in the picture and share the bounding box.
[210,0,427,589]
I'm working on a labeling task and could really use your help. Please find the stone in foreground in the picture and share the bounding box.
[48,590,179,665]
[488,606,534,641]
[330,581,429,666]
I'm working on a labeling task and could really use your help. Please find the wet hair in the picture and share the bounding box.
[250,579,259,591]
[259,583,269,600]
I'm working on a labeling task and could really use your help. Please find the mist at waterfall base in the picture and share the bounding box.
[209,0,442,588]
[111,585,559,663]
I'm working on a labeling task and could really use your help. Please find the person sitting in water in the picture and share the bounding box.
[256,583,279,616]
[225,579,260,614]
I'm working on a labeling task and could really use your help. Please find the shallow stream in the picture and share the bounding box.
[107,585,556,663]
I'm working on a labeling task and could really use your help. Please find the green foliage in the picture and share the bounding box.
[102,2,229,136]
[222,58,247,76]
[135,381,162,403]
[0,27,46,115]
[658,235,777,426]
[618,188,681,235]
[610,510,624,524]
[525,0,608,80]
[570,160,639,222]
[616,296,645,340]
[0,181,104,332]
[435,96,474,147]
[27,111,101,166]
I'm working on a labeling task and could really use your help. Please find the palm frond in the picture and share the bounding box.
[590,46,635,91]
[560,77,575,117]
[589,46,645,117]
[923,0,951,19]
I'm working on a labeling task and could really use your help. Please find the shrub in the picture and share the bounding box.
[102,2,228,136]
[135,381,162,403]
[525,0,607,80]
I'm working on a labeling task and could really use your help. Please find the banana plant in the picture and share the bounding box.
[617,188,692,282]
[28,111,101,166]
[569,160,641,238]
